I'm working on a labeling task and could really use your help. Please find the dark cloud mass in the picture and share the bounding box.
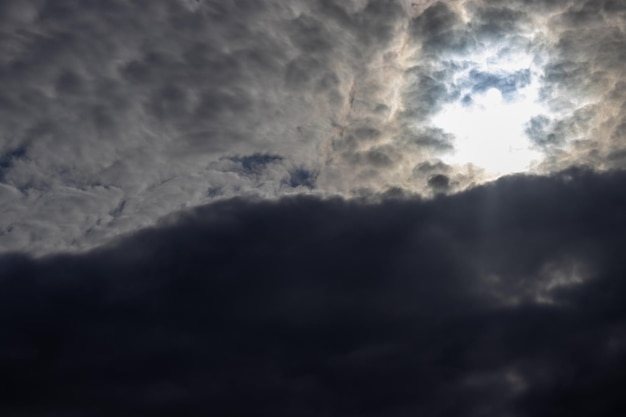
[1,0,626,415]
[2,168,626,416]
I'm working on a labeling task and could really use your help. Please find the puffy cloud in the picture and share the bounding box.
[0,0,624,255]
[0,0,414,253]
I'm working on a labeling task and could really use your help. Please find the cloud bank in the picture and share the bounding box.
[2,2,626,414]
[2,168,626,415]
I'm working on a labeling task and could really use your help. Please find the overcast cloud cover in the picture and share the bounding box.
[2,168,626,416]
[0,0,624,253]
[1,0,626,415]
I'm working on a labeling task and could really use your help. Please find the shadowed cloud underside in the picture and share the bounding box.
[1,169,626,415]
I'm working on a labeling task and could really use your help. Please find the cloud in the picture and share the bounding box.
[427,173,450,191]
[468,68,531,98]
[2,2,626,415]
[0,0,624,256]
[227,154,284,177]
[0,0,415,253]
[1,168,626,415]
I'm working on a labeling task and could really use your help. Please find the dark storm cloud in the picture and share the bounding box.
[2,2,625,415]
[2,168,626,416]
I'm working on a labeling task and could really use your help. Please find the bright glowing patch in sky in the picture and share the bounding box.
[431,46,547,177]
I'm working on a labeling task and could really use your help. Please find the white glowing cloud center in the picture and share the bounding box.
[431,45,548,176]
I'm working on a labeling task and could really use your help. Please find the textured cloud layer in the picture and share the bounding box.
[2,168,626,415]
[0,0,624,254]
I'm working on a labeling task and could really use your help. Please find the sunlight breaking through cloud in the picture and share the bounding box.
[430,41,548,176]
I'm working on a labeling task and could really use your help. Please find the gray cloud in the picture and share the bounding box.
[0,0,624,254]
[1,169,626,415]
[1,2,626,412]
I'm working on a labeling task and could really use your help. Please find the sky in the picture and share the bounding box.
[1,0,626,415]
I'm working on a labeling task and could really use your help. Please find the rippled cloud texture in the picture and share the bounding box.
[1,0,626,415]
[0,0,624,253]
